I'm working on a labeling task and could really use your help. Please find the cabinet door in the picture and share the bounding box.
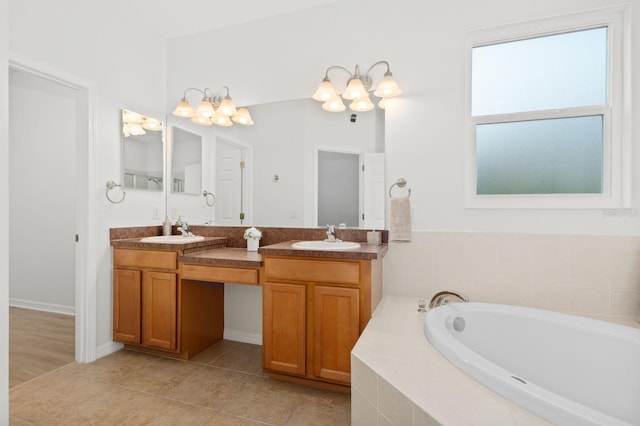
[313,285,360,383]
[113,268,142,344]
[263,282,306,376]
[142,271,177,350]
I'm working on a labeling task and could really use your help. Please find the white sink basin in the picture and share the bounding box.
[140,235,205,244]
[292,240,361,250]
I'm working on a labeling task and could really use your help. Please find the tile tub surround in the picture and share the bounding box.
[351,296,552,426]
[383,231,640,324]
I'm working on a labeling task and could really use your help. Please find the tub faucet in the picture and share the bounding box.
[177,217,193,236]
[429,291,469,309]
[326,225,342,242]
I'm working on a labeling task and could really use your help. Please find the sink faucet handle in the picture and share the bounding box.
[325,224,341,242]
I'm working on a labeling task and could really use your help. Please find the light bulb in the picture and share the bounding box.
[312,79,337,102]
[172,97,194,117]
[373,73,402,98]
[343,78,366,100]
[322,94,346,112]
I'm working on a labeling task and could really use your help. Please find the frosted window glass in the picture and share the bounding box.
[472,27,607,116]
[476,116,603,195]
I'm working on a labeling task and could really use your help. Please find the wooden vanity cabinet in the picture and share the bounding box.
[113,248,223,358]
[262,255,380,387]
[113,248,179,351]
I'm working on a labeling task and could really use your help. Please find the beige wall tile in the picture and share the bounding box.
[570,287,611,316]
[611,248,640,290]
[378,377,413,426]
[351,388,378,426]
[569,247,610,289]
[611,290,640,318]
[351,355,377,406]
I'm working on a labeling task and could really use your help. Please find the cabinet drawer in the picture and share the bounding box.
[113,248,177,271]
[181,264,259,285]
[264,257,360,285]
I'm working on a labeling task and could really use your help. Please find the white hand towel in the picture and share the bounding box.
[390,195,412,242]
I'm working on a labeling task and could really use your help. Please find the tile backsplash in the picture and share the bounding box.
[383,231,640,324]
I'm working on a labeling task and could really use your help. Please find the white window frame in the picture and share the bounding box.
[465,5,631,209]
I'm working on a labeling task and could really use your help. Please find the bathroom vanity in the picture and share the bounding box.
[110,226,386,389]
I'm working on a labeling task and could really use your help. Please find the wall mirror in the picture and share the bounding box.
[165,98,385,228]
[121,109,164,191]
[170,126,202,195]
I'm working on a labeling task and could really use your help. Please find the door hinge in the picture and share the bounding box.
[362,164,365,172]
[75,234,79,242]
[362,213,365,220]
[240,161,245,169]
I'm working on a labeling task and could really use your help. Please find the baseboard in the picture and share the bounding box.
[9,298,75,316]
[96,341,123,360]
[223,329,262,345]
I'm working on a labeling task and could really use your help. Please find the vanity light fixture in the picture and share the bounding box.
[172,86,253,127]
[122,109,163,137]
[312,60,401,112]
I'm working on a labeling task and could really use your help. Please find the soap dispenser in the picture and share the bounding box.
[162,216,172,236]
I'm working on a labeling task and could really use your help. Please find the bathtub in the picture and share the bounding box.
[424,303,640,426]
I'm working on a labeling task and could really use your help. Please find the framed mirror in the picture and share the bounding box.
[170,126,202,195]
[121,109,164,191]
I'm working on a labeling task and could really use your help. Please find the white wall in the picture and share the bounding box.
[9,69,76,313]
[167,0,640,237]
[1,0,9,420]
[9,0,169,355]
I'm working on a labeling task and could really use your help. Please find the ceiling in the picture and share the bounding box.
[124,0,342,40]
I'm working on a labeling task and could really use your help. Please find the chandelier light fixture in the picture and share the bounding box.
[312,60,402,113]
[172,85,254,127]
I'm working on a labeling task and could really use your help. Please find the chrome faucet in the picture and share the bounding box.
[176,216,193,236]
[326,225,342,242]
[428,291,469,309]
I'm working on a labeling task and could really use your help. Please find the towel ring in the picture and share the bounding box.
[389,178,411,198]
[106,181,126,204]
[203,190,216,207]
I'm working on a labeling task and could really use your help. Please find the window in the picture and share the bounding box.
[465,6,630,208]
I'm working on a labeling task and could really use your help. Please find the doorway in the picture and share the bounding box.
[8,62,94,370]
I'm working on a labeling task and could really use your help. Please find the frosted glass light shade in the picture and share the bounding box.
[343,78,366,100]
[373,74,402,98]
[172,98,194,117]
[322,94,346,112]
[123,110,143,123]
[218,97,237,116]
[128,123,146,135]
[232,108,254,125]
[196,99,215,118]
[312,79,337,102]
[378,98,386,109]
[190,115,212,126]
[212,112,233,127]
[349,94,374,112]
[142,119,162,131]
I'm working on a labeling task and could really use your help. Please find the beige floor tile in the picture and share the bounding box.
[211,342,265,375]
[46,384,161,425]
[203,412,266,425]
[189,339,241,364]
[163,365,249,410]
[287,388,351,425]
[61,349,159,383]
[110,356,205,395]
[123,398,216,425]
[220,375,306,425]
[10,372,114,423]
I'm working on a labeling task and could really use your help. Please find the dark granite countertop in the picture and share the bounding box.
[111,236,227,252]
[179,247,262,268]
[258,240,388,260]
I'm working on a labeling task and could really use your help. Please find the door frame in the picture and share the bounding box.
[9,56,97,363]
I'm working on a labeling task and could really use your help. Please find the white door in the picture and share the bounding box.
[362,153,385,230]
[216,140,249,226]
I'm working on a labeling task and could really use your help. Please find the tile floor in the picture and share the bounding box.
[9,340,351,425]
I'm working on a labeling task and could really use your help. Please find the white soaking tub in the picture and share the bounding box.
[424,303,640,426]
